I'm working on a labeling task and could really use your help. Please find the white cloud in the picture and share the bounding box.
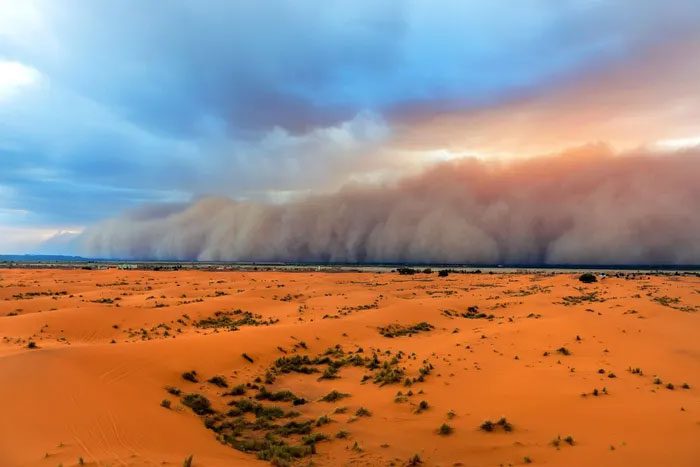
[0,60,41,100]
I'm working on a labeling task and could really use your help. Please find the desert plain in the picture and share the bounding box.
[0,267,698,467]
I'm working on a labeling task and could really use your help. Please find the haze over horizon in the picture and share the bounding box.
[1,1,699,263]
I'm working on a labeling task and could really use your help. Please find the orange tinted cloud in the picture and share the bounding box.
[391,35,700,157]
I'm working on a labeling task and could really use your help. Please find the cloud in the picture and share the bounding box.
[391,32,700,157]
[79,145,700,265]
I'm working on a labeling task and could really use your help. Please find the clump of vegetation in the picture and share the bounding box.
[225,384,247,396]
[397,267,417,275]
[273,355,318,374]
[207,375,229,388]
[551,435,575,449]
[578,273,597,283]
[315,415,332,427]
[355,407,372,417]
[166,386,182,396]
[182,370,199,383]
[378,322,434,338]
[195,309,277,331]
[556,347,571,356]
[320,390,350,403]
[182,393,214,415]
[480,417,513,433]
[26,341,38,349]
[443,306,494,320]
[438,423,454,435]
[415,400,429,413]
[242,353,255,363]
[406,454,423,465]
[373,360,406,385]
[255,387,299,403]
[161,399,172,409]
[561,290,604,306]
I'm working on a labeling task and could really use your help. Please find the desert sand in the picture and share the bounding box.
[0,267,698,467]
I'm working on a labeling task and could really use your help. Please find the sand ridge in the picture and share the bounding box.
[0,268,698,466]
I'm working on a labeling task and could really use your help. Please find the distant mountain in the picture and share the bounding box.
[0,254,89,262]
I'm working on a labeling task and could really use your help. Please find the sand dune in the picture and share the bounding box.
[0,268,698,466]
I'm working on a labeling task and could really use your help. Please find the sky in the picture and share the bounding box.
[1,0,699,262]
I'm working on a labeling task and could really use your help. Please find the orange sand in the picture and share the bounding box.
[0,268,698,466]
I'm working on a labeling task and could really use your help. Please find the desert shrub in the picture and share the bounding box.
[438,423,453,435]
[315,415,332,427]
[274,420,313,436]
[578,273,597,283]
[182,393,214,415]
[406,454,423,465]
[320,390,350,403]
[208,375,229,388]
[241,353,255,363]
[302,432,327,445]
[379,322,434,338]
[480,417,512,432]
[397,267,417,275]
[355,407,372,417]
[225,384,247,396]
[161,399,172,409]
[416,400,429,413]
[182,370,198,383]
[255,387,298,402]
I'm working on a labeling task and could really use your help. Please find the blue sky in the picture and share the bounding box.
[0,0,699,253]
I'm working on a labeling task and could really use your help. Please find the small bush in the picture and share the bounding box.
[207,375,229,388]
[161,399,172,409]
[182,370,198,383]
[355,407,372,417]
[320,390,350,403]
[225,384,247,396]
[406,454,423,465]
[578,273,597,283]
[379,322,434,338]
[480,417,512,432]
[438,423,453,435]
[182,393,214,415]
